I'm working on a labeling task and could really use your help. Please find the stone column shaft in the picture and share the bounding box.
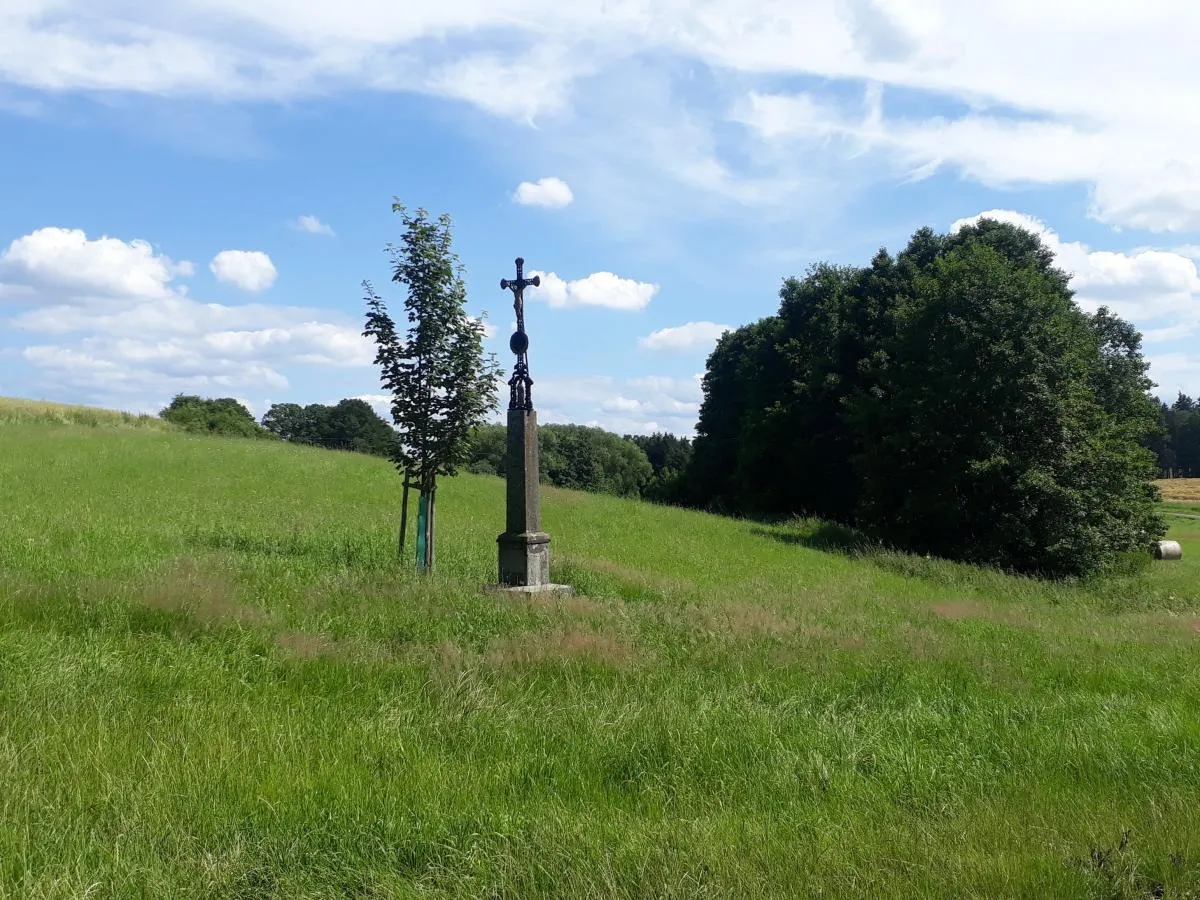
[505,408,541,534]
[497,408,550,587]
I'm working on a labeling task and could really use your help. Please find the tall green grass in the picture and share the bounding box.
[0,396,173,430]
[1,418,1199,898]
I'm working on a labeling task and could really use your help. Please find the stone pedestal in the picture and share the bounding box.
[492,408,572,594]
[498,529,551,586]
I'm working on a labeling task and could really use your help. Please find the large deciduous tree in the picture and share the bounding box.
[261,399,397,457]
[684,218,1166,578]
[362,202,501,571]
[852,240,1163,576]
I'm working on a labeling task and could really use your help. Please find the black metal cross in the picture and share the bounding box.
[500,257,540,334]
[500,256,540,411]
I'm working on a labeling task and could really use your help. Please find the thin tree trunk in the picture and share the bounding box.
[427,478,437,572]
[398,479,411,559]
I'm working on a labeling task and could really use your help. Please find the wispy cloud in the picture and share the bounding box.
[293,214,335,236]
[640,321,731,352]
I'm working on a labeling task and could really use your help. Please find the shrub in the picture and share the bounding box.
[159,395,274,439]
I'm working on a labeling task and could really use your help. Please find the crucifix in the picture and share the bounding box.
[500,257,540,410]
[488,255,569,595]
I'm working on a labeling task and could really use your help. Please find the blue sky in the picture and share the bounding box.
[2,0,1199,435]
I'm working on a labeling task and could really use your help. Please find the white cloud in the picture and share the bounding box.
[2,225,373,408]
[1145,353,1200,402]
[23,342,290,390]
[202,322,373,367]
[210,250,277,292]
[640,321,730,352]
[527,270,657,311]
[293,214,335,236]
[0,226,192,300]
[534,373,703,435]
[513,177,574,209]
[735,79,1200,232]
[419,46,593,123]
[3,2,1200,229]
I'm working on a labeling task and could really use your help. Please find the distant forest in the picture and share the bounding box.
[159,393,693,503]
[1147,393,1200,478]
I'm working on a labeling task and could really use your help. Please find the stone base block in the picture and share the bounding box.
[496,530,552,587]
[483,583,576,597]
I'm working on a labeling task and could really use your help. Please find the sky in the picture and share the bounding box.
[1,0,1199,437]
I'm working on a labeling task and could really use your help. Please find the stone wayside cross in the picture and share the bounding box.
[492,257,572,595]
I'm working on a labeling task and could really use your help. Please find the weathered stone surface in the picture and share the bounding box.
[483,582,575,597]
[496,405,553,588]
[505,408,541,535]
[497,530,551,587]
[495,408,564,588]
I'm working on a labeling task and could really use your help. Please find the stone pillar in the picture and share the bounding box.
[497,408,551,586]
[489,256,571,597]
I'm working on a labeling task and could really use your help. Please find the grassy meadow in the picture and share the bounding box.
[2,401,1200,897]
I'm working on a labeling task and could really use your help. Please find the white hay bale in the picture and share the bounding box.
[1153,540,1183,561]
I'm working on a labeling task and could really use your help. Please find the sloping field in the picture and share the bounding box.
[1158,479,1200,517]
[0,396,173,430]
[1,417,1199,898]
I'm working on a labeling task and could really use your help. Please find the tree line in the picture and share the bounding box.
[464,424,691,500]
[158,394,693,500]
[160,395,398,455]
[1146,393,1200,478]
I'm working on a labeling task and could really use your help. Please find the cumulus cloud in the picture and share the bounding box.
[0,226,192,300]
[210,250,277,292]
[1,225,373,408]
[293,214,335,236]
[513,177,574,209]
[22,342,291,391]
[640,321,730,352]
[527,270,657,311]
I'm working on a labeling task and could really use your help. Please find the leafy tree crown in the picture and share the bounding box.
[362,203,501,487]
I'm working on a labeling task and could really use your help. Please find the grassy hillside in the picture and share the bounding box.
[0,396,173,430]
[1,417,1199,898]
